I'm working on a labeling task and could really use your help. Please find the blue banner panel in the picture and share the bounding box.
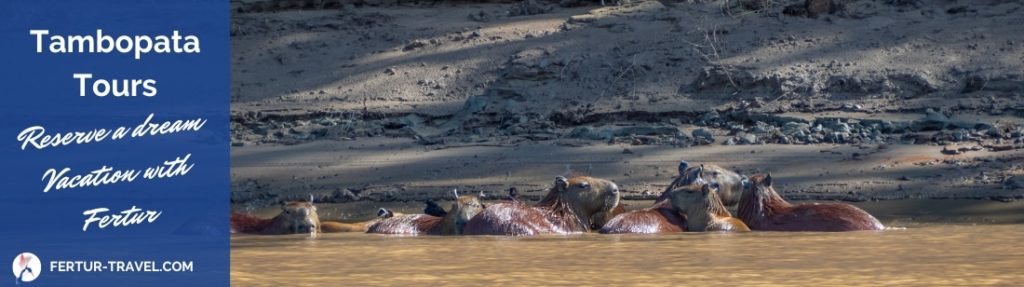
[0,0,229,286]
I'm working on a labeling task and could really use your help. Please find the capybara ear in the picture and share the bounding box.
[377,208,394,218]
[554,176,569,189]
[764,173,773,187]
[697,164,705,177]
[308,194,315,203]
[452,188,459,199]
[678,160,689,175]
[740,175,751,189]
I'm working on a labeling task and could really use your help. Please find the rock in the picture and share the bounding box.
[569,126,679,143]
[952,129,970,141]
[782,3,808,17]
[508,0,553,17]
[751,121,774,134]
[913,108,951,131]
[740,0,770,11]
[698,111,720,124]
[887,0,923,8]
[622,148,634,155]
[782,122,811,135]
[330,189,359,203]
[962,74,1024,93]
[723,137,737,145]
[403,40,427,51]
[924,109,949,122]
[821,119,851,133]
[946,6,973,14]
[568,14,597,24]
[613,126,680,137]
[1005,176,1024,190]
[805,0,836,17]
[692,128,715,143]
[739,133,758,145]
[986,126,1004,138]
[963,75,987,93]
[941,145,960,155]
[468,11,490,22]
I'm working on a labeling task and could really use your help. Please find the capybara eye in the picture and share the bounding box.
[578,182,590,188]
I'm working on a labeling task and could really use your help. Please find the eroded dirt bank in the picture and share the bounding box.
[229,0,1024,214]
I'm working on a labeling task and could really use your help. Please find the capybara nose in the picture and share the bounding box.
[609,182,620,195]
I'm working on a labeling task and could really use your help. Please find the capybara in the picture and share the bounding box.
[230,201,321,235]
[667,183,750,232]
[367,195,485,235]
[318,208,401,233]
[231,200,386,235]
[737,174,884,232]
[603,162,744,234]
[659,160,746,206]
[598,201,687,234]
[464,176,620,236]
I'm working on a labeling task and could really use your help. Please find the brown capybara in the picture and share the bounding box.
[464,176,621,236]
[598,201,687,234]
[667,183,750,232]
[737,174,885,232]
[230,201,321,235]
[367,195,485,236]
[231,200,386,235]
[319,208,402,233]
[659,160,746,206]
[602,162,743,234]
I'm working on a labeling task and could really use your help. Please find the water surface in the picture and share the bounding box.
[232,224,1024,286]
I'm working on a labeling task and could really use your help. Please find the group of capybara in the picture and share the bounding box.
[230,160,885,236]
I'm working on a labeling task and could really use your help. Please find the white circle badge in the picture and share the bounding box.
[12,252,41,283]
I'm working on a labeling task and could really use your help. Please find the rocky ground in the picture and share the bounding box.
[229,0,1024,217]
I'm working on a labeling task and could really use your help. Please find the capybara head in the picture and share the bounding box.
[743,173,778,200]
[542,176,621,230]
[450,195,485,234]
[668,182,737,231]
[673,161,744,206]
[739,173,786,215]
[270,201,321,234]
[746,173,773,192]
[668,182,723,215]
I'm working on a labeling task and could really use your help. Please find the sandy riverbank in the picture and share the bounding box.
[229,1,1024,217]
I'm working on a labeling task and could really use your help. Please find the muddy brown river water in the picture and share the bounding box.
[232,223,1024,286]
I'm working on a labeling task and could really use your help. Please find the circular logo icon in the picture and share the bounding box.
[12,252,41,283]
